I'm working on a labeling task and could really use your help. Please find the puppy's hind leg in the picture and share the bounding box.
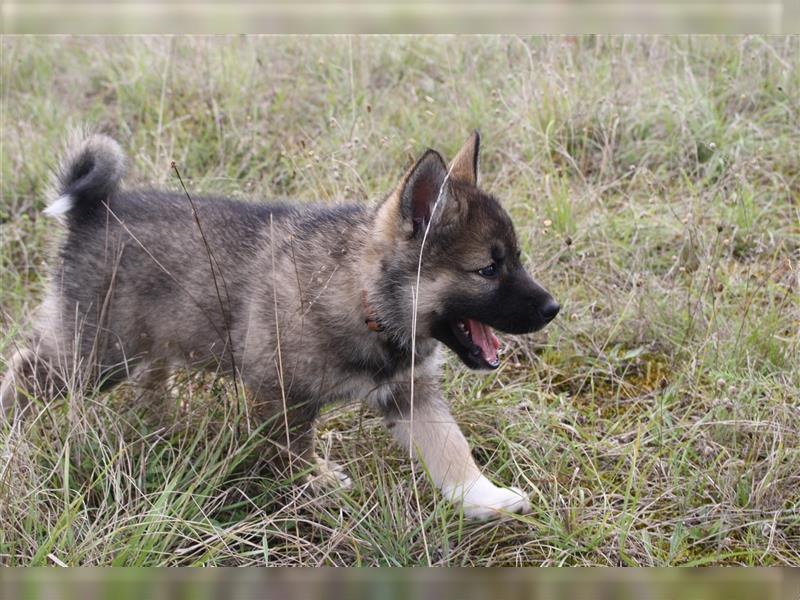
[0,347,59,423]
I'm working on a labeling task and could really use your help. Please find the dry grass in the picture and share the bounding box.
[1,35,798,566]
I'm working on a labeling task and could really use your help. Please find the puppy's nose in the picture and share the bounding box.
[540,299,560,323]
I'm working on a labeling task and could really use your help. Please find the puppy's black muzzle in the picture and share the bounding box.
[540,298,561,323]
[490,268,559,334]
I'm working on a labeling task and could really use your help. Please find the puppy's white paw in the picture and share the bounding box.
[448,476,531,521]
[309,456,352,492]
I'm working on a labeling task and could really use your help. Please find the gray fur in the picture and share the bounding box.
[43,132,126,218]
[2,132,558,518]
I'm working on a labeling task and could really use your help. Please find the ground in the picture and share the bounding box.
[1,35,798,566]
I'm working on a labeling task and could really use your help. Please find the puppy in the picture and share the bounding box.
[1,131,559,519]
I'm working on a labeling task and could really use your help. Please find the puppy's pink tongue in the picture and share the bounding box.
[466,319,501,365]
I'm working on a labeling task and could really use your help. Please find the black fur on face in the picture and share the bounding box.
[430,266,559,369]
[375,135,559,371]
[425,183,560,370]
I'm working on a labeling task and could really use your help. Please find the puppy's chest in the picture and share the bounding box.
[325,363,432,408]
[351,335,439,380]
[319,341,441,405]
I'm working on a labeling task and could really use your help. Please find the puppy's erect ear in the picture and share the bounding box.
[449,130,480,186]
[399,149,449,237]
[374,148,465,243]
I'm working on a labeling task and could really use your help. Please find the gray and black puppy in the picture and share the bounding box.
[1,131,559,519]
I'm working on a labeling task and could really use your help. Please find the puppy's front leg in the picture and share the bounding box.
[381,382,531,520]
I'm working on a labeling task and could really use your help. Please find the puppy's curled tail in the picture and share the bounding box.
[43,132,126,220]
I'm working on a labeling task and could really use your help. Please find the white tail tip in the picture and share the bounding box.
[43,194,73,217]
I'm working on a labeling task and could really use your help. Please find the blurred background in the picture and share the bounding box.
[1,35,798,570]
[1,0,795,34]
[1,568,800,599]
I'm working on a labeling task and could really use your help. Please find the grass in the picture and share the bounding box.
[1,35,798,566]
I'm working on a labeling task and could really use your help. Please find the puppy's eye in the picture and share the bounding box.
[477,263,498,278]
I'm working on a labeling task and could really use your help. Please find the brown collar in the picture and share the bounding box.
[362,290,384,332]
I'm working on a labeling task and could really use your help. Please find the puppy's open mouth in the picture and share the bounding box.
[450,318,502,369]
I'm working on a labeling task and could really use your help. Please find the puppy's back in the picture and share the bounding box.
[40,133,296,374]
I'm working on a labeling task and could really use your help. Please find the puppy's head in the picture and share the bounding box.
[371,132,559,370]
